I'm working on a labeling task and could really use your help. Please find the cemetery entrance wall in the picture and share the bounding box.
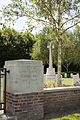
[5,60,80,120]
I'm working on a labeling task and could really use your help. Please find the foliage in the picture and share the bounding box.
[1,0,80,84]
[72,26,80,65]
[31,26,80,72]
[31,26,57,65]
[61,32,75,72]
[0,27,34,67]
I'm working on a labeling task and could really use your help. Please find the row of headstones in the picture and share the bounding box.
[62,74,79,85]
[63,73,80,78]
[55,74,79,86]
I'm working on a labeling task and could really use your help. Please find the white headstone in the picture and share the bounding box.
[73,74,79,85]
[64,73,67,78]
[5,59,44,93]
[77,73,79,77]
[70,73,73,78]
[56,74,62,85]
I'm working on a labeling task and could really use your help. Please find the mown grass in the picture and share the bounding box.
[45,78,80,87]
[49,113,80,120]
[46,78,73,85]
[62,78,73,85]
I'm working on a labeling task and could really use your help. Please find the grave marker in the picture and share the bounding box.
[73,74,79,85]
[70,73,73,78]
[64,73,67,78]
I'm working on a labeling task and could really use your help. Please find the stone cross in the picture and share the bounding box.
[47,42,54,68]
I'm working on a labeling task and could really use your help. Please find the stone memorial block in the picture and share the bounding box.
[73,74,79,85]
[5,59,44,120]
[45,75,56,81]
[5,59,44,93]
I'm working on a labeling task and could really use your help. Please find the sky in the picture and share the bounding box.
[0,0,80,34]
[0,0,43,34]
[0,0,24,31]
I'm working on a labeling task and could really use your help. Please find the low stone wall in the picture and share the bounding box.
[44,87,80,115]
[6,87,80,120]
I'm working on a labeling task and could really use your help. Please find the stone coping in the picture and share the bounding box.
[5,59,43,67]
[7,86,80,94]
[5,59,42,63]
[44,86,80,92]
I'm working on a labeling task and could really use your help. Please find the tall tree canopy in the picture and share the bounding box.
[0,27,34,67]
[32,26,80,73]
[1,0,80,84]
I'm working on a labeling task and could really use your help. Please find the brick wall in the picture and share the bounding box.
[6,92,44,120]
[44,87,80,115]
[6,87,80,120]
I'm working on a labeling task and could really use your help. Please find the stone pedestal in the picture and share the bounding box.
[45,67,56,80]
[46,67,55,75]
[5,59,44,120]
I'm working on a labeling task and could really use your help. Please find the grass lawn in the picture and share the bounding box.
[45,78,80,87]
[62,78,73,85]
[46,78,73,85]
[49,113,80,120]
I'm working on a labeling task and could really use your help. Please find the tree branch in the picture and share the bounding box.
[62,21,80,35]
[61,14,80,27]
[44,3,58,33]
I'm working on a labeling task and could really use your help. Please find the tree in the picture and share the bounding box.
[72,25,80,65]
[0,27,34,67]
[1,0,80,84]
[61,32,75,72]
[31,26,57,66]
[31,27,51,65]
[31,26,80,73]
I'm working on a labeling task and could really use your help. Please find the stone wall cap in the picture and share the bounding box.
[5,59,42,63]
[7,91,43,95]
[5,59,43,66]
[44,86,80,92]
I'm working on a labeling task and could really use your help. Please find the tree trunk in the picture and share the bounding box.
[57,1,62,85]
[57,38,62,85]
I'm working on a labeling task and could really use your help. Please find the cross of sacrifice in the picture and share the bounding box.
[47,42,54,68]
